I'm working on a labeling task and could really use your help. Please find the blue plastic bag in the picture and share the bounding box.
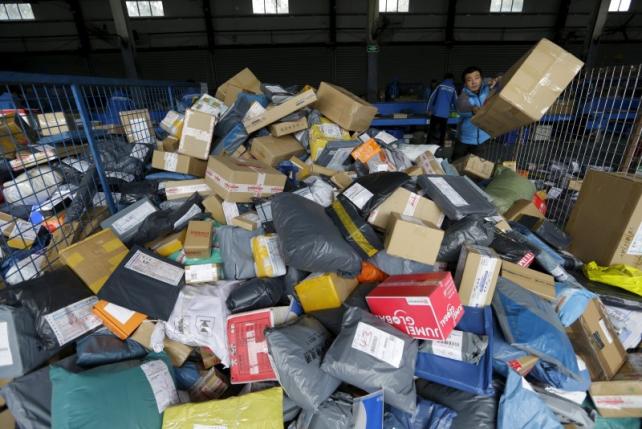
[384,398,457,429]
[555,281,596,327]
[498,370,562,429]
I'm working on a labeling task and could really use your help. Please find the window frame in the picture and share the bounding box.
[251,0,290,15]
[125,1,165,18]
[489,0,524,13]
[608,0,631,12]
[378,0,410,13]
[0,2,35,21]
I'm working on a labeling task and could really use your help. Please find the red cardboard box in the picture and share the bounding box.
[226,309,277,384]
[365,272,464,340]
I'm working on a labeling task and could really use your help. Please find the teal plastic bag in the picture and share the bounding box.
[485,167,536,214]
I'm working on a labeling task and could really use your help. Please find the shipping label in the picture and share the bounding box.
[165,183,211,197]
[351,322,404,368]
[222,202,240,224]
[43,296,101,346]
[598,319,614,344]
[319,123,343,138]
[428,177,468,207]
[374,131,398,145]
[103,302,136,325]
[173,204,202,230]
[469,255,499,307]
[343,183,374,210]
[0,321,14,366]
[185,264,219,284]
[163,152,179,171]
[402,192,420,217]
[429,330,464,361]
[111,201,157,236]
[140,360,179,413]
[124,250,184,286]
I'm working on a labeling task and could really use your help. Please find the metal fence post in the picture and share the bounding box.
[71,84,118,214]
[167,86,174,109]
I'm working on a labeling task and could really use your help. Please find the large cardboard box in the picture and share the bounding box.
[567,170,642,268]
[269,116,307,137]
[243,89,317,134]
[250,135,305,167]
[452,155,495,180]
[205,155,286,203]
[315,82,378,132]
[567,298,627,381]
[503,199,545,221]
[36,112,76,136]
[152,150,207,177]
[472,38,583,137]
[589,354,642,418]
[295,272,358,312]
[215,68,262,106]
[119,109,154,144]
[500,262,556,300]
[384,213,444,265]
[454,244,502,307]
[184,220,212,259]
[162,179,213,201]
[178,109,216,160]
[59,229,128,294]
[367,187,444,231]
[366,272,464,340]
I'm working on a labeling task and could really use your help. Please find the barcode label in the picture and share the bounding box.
[429,330,464,361]
[351,322,404,368]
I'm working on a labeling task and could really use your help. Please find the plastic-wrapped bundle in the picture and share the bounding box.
[271,193,362,277]
[438,216,495,263]
[218,226,264,280]
[265,316,341,411]
[320,307,418,414]
[226,277,286,314]
[3,166,64,205]
[418,175,497,221]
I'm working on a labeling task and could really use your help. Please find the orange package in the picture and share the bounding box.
[351,138,381,163]
[357,261,388,283]
[93,300,147,340]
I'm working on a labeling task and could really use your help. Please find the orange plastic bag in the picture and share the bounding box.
[357,261,387,283]
[351,138,381,163]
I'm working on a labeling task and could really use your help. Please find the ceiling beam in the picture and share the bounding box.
[583,0,610,66]
[108,0,138,79]
[553,0,571,44]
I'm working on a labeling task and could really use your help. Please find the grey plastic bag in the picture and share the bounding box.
[418,175,497,220]
[370,249,434,275]
[419,331,489,364]
[321,307,418,414]
[266,316,341,411]
[218,225,264,280]
[295,392,354,429]
[309,282,379,336]
[271,193,362,277]
[438,216,495,263]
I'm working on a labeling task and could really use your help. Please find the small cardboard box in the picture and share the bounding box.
[231,211,260,231]
[452,155,495,180]
[191,94,228,118]
[366,272,464,340]
[295,272,358,312]
[184,221,212,259]
[92,300,147,340]
[131,320,192,367]
[269,116,308,137]
[567,298,627,381]
[315,82,378,132]
[368,187,444,231]
[568,179,583,192]
[162,179,213,201]
[472,38,583,137]
[243,89,317,134]
[500,261,556,300]
[215,68,262,106]
[160,110,184,137]
[589,354,642,418]
[205,155,286,203]
[202,194,227,224]
[503,199,545,221]
[146,229,187,257]
[59,229,129,294]
[36,112,76,136]
[152,150,207,177]
[384,213,444,265]
[179,109,216,160]
[416,151,445,175]
[454,244,502,307]
[250,135,305,167]
[158,135,180,152]
[119,109,154,144]
[567,171,642,268]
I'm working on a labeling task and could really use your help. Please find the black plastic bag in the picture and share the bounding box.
[438,216,495,263]
[326,199,383,259]
[490,230,539,266]
[226,277,286,314]
[337,172,410,217]
[75,329,147,367]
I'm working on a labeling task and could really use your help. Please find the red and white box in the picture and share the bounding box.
[366,272,464,340]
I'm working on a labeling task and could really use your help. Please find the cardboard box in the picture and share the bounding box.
[367,187,444,231]
[215,68,262,106]
[366,272,464,340]
[101,197,158,242]
[10,144,87,171]
[158,135,180,152]
[567,298,627,381]
[589,354,642,418]
[160,110,184,137]
[503,199,546,221]
[454,244,502,307]
[567,171,642,268]
[472,39,583,137]
[131,320,192,367]
[315,82,378,132]
[295,272,358,312]
[243,89,317,134]
[500,262,556,300]
[568,179,582,192]
[185,263,222,285]
[119,109,154,144]
[152,150,207,177]
[6,218,39,250]
[231,211,260,231]
[191,94,228,118]
[416,151,445,175]
[184,221,212,259]
[189,366,229,402]
[0,112,35,156]
[146,229,187,257]
[384,213,444,265]
[92,300,147,340]
[452,155,495,180]
[269,116,308,137]
[502,161,518,172]
[178,109,216,160]
[205,155,286,203]
[59,229,128,294]
[162,179,213,201]
[36,112,76,136]
[250,135,305,167]
[200,347,221,368]
[331,172,354,189]
[202,194,227,224]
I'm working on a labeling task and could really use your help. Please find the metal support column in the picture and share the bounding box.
[366,0,380,102]
[583,0,610,67]
[329,0,337,82]
[109,0,139,79]
[202,0,217,86]
[553,0,571,44]
[446,0,457,44]
[67,0,93,74]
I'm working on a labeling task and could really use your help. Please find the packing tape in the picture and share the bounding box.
[206,168,283,196]
[182,126,212,143]
[331,200,378,257]
[403,192,420,217]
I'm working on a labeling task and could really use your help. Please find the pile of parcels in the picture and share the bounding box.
[0,39,641,429]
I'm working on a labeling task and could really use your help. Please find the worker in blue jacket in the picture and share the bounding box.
[455,66,499,159]
[427,73,456,146]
